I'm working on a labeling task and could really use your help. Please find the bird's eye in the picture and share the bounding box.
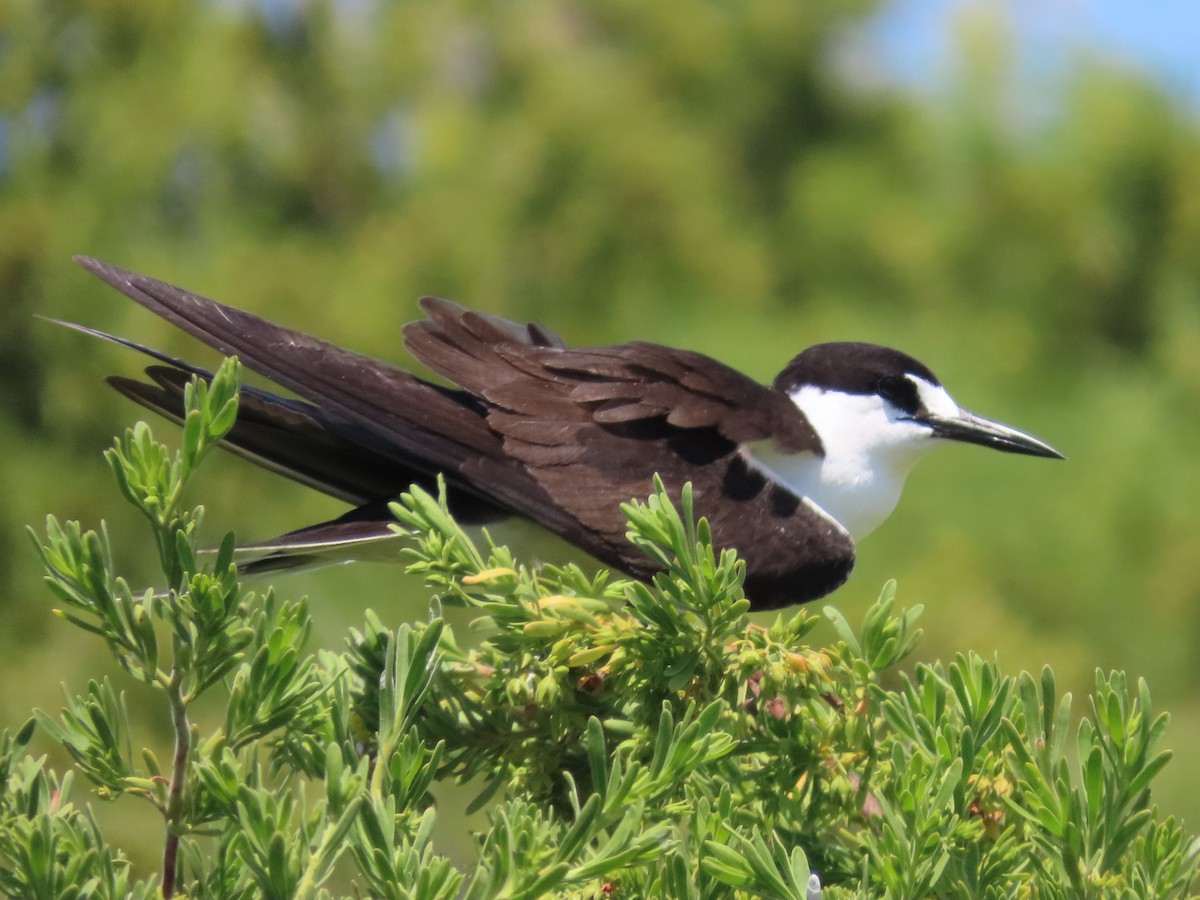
[877,376,916,412]
[878,376,903,403]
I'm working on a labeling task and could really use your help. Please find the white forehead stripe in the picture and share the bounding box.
[907,375,959,417]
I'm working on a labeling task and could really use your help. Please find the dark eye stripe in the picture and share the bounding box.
[877,376,919,414]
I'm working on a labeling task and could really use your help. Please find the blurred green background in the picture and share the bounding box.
[2,0,1199,866]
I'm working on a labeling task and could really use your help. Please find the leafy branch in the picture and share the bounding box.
[3,366,1197,898]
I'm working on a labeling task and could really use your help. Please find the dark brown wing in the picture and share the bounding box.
[71,257,582,534]
[73,258,496,467]
[49,319,429,507]
[406,298,854,607]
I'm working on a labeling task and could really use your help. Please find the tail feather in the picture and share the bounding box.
[110,367,423,507]
[234,502,407,576]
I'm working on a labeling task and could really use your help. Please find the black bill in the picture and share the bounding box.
[925,410,1066,459]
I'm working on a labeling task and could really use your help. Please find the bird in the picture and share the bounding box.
[61,256,1064,609]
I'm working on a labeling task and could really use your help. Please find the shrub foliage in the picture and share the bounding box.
[3,363,1197,898]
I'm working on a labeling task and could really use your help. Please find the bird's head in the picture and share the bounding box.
[776,342,1065,466]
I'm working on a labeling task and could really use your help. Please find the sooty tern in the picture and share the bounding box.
[63,257,1064,609]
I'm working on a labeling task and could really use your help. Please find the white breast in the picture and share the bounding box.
[747,383,952,540]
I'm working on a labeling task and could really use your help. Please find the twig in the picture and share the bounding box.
[161,675,190,899]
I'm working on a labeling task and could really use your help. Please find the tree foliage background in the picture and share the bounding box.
[1,0,1198,862]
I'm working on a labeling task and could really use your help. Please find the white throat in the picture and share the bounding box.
[748,380,957,540]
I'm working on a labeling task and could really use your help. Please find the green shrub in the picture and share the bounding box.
[4,362,1196,899]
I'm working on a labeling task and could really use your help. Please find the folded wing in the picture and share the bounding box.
[406,298,855,606]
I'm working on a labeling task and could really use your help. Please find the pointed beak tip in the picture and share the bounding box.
[1005,432,1067,461]
[927,410,1065,461]
[1000,429,1066,461]
[1004,440,1066,461]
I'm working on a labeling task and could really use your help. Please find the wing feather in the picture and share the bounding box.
[406,302,853,606]
[72,259,580,536]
